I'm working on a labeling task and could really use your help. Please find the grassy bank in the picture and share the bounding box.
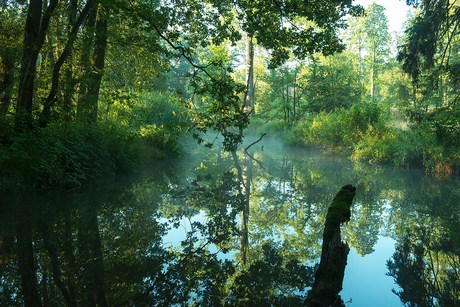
[251,103,460,177]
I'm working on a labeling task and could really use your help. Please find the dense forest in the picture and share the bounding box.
[1,0,460,191]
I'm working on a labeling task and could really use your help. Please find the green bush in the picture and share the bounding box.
[133,91,184,128]
[139,124,181,157]
[286,102,460,174]
[100,90,185,129]
[391,127,433,166]
[352,126,398,163]
[0,123,141,191]
[289,103,389,151]
[1,90,185,191]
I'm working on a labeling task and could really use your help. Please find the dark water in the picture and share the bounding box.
[1,136,459,306]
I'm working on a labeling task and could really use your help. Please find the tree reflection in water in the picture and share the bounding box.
[1,142,460,306]
[387,228,460,306]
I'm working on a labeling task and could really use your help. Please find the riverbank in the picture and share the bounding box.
[0,122,181,192]
[247,104,460,178]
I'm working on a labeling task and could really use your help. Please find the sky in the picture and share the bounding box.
[353,0,412,33]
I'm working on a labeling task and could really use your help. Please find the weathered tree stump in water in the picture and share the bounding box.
[303,185,356,307]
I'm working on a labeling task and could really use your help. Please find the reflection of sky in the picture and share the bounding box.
[160,210,235,260]
[341,236,403,307]
[160,210,206,247]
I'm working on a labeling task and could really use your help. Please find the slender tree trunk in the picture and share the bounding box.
[245,34,254,114]
[286,81,289,123]
[293,68,296,121]
[41,220,77,307]
[63,0,79,126]
[77,6,97,119]
[371,47,376,103]
[231,150,252,266]
[359,46,364,91]
[64,212,77,305]
[86,3,108,123]
[40,0,95,127]
[38,35,56,82]
[79,209,108,307]
[87,212,108,307]
[438,74,443,109]
[15,0,59,131]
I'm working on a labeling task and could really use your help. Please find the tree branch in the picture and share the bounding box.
[244,133,267,152]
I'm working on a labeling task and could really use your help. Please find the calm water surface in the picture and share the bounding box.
[1,136,459,306]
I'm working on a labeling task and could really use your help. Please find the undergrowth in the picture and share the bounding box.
[285,103,460,176]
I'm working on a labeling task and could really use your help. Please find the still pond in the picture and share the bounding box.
[1,135,459,306]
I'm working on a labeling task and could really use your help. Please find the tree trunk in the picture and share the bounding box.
[41,220,77,307]
[245,34,254,114]
[359,46,364,91]
[63,0,79,127]
[39,0,95,127]
[15,0,58,131]
[77,5,97,119]
[87,212,108,307]
[79,209,108,307]
[231,150,252,266]
[86,3,108,123]
[64,211,78,305]
[286,81,289,123]
[293,68,296,121]
[371,47,375,103]
[304,185,356,307]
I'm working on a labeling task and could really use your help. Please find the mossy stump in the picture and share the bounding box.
[304,185,356,307]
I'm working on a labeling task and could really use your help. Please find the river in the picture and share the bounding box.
[1,135,459,306]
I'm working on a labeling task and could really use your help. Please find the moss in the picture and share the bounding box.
[323,186,355,240]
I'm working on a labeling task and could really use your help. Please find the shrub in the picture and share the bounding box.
[391,127,433,167]
[0,123,141,191]
[139,124,181,158]
[285,103,460,175]
[352,126,398,163]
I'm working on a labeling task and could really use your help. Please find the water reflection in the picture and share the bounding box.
[0,138,459,306]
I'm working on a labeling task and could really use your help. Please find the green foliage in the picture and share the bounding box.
[290,103,387,150]
[100,90,184,128]
[305,111,344,148]
[301,52,363,113]
[288,100,460,175]
[397,1,460,128]
[387,227,460,306]
[344,2,391,103]
[100,89,183,159]
[0,124,141,191]
[246,118,287,137]
[139,124,181,156]
[351,126,398,163]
